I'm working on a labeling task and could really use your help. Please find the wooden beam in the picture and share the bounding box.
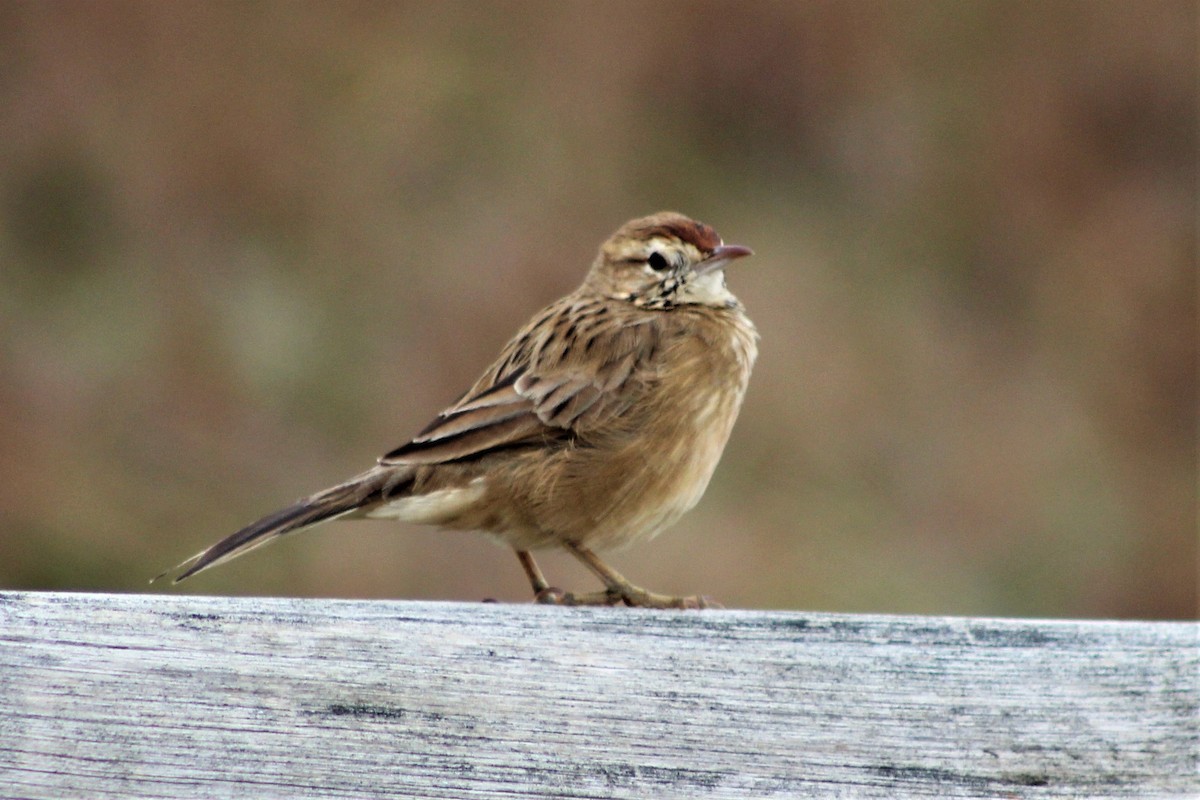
[1,591,1195,798]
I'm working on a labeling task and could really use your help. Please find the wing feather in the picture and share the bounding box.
[379,298,660,467]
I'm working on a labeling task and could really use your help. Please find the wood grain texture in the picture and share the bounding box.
[0,591,1195,799]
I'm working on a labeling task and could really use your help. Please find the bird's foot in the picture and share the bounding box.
[534,585,719,609]
[535,587,623,606]
[616,587,723,609]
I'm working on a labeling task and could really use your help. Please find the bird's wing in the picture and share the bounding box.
[379,302,659,466]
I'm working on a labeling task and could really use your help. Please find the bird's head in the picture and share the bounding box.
[586,212,753,309]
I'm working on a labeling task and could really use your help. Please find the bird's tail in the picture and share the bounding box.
[156,466,409,584]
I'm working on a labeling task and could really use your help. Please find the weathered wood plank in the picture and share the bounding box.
[0,591,1195,799]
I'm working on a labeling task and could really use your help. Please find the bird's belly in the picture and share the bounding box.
[604,394,737,547]
[525,380,744,552]
[434,313,756,554]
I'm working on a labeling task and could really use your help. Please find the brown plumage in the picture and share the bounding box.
[162,212,757,608]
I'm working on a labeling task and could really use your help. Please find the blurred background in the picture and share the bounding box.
[0,2,1194,618]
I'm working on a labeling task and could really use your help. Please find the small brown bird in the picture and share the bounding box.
[162,212,757,608]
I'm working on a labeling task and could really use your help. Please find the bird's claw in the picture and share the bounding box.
[533,586,719,609]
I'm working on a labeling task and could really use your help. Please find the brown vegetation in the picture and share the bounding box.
[0,2,1193,617]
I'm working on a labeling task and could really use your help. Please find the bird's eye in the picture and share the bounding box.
[647,251,670,271]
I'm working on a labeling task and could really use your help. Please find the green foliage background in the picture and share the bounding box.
[0,1,1194,617]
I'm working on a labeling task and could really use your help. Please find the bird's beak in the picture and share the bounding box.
[695,244,754,276]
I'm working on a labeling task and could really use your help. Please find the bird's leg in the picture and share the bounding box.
[560,542,719,609]
[516,550,583,605]
[515,550,559,603]
[515,550,549,593]
[515,547,619,606]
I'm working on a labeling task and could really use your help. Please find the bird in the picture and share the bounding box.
[159,212,757,608]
